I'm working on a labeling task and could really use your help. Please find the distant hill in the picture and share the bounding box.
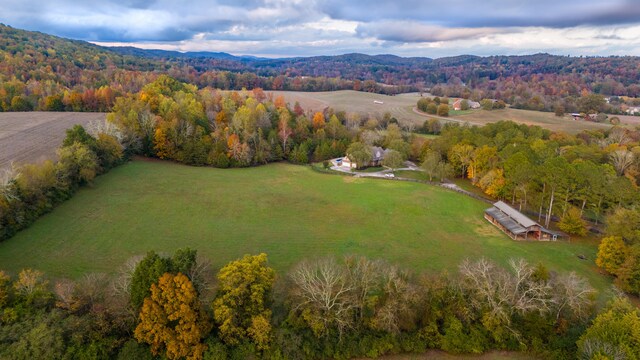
[0,23,159,81]
[107,46,267,61]
[1,23,640,113]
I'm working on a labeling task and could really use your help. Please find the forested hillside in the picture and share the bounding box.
[2,24,640,114]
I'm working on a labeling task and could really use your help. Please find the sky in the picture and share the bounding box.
[1,0,640,58]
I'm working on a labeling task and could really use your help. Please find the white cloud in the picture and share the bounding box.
[2,0,640,57]
[357,21,513,42]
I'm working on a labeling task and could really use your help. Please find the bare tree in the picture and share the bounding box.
[459,258,553,337]
[111,255,143,299]
[345,112,362,131]
[344,256,382,320]
[189,254,216,303]
[402,121,416,134]
[79,273,109,305]
[289,258,357,337]
[610,149,635,176]
[551,272,595,321]
[360,130,382,146]
[370,265,418,334]
[607,127,630,146]
[87,119,124,143]
[579,338,626,360]
[54,279,78,311]
[0,163,19,201]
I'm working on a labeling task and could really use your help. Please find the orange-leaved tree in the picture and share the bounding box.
[312,111,325,130]
[135,272,211,360]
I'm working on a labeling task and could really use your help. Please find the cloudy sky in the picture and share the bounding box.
[1,0,640,58]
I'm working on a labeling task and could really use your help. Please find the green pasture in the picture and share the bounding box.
[0,160,611,300]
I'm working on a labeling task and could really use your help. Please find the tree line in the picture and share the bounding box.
[2,250,637,359]
[0,124,124,241]
[414,120,639,232]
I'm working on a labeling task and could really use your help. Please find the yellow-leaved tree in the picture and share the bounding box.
[213,253,275,350]
[596,236,629,274]
[135,272,211,360]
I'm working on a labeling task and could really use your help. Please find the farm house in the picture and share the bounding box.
[342,146,391,168]
[484,201,561,241]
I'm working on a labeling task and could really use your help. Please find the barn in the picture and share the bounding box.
[484,201,561,241]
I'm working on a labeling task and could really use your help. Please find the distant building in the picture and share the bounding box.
[484,201,562,241]
[570,113,598,121]
[452,99,480,111]
[342,146,391,169]
[627,107,640,115]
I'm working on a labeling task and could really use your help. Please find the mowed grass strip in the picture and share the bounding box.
[0,160,610,298]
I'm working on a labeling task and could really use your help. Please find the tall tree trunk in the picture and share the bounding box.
[538,183,546,223]
[545,187,555,228]
[595,196,603,225]
[562,192,570,217]
[580,199,586,217]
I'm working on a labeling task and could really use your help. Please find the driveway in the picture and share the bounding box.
[327,158,488,202]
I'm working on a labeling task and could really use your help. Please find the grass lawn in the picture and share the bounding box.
[451,178,494,200]
[394,170,429,181]
[449,110,474,116]
[0,159,612,301]
[355,166,385,173]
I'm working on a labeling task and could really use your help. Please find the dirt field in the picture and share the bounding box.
[454,108,618,134]
[269,90,426,126]
[269,90,623,134]
[617,114,640,126]
[0,112,106,171]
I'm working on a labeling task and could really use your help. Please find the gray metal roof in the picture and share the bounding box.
[493,201,538,228]
[372,146,385,161]
[485,207,528,235]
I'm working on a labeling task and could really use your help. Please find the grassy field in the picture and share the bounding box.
[270,90,619,134]
[0,159,611,301]
[0,112,106,171]
[455,108,616,134]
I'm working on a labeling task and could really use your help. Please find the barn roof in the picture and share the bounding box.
[492,201,538,228]
[485,207,528,235]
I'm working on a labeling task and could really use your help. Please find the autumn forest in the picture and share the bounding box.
[1,21,640,360]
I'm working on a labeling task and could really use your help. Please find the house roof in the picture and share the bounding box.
[492,201,538,228]
[372,146,389,161]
